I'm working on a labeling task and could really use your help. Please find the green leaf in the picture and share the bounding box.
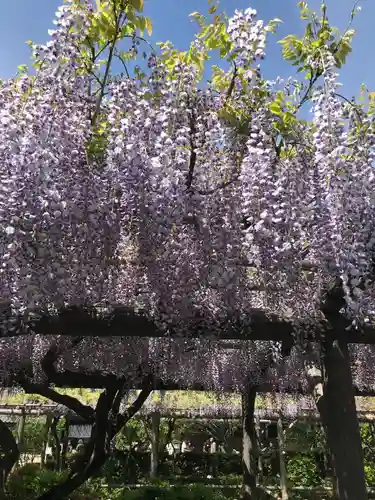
[135,16,146,36]
[145,17,153,36]
[208,4,217,14]
[269,102,282,115]
[129,0,144,11]
[17,64,28,74]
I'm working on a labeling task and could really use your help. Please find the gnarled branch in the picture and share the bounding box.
[18,377,95,422]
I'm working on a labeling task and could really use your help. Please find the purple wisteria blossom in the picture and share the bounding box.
[0,1,375,340]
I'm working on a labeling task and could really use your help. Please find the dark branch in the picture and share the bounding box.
[197,173,240,195]
[0,419,19,484]
[17,378,95,422]
[186,107,197,190]
[225,62,238,101]
[116,375,153,431]
[113,50,130,79]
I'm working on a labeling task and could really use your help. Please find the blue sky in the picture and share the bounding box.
[0,0,373,103]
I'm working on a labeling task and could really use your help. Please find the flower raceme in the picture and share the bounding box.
[1,0,375,337]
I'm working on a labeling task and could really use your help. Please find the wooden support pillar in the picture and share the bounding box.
[150,411,160,478]
[242,385,258,500]
[255,415,263,485]
[209,438,217,477]
[16,409,26,461]
[40,413,53,469]
[277,418,288,500]
[59,417,69,470]
[50,416,61,471]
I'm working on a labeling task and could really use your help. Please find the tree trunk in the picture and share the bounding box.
[37,390,112,500]
[38,449,107,500]
[308,339,367,500]
[242,385,258,500]
[0,419,19,497]
[37,382,152,500]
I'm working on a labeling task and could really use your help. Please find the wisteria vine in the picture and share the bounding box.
[0,1,375,386]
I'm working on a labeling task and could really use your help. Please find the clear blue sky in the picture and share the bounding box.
[0,0,374,102]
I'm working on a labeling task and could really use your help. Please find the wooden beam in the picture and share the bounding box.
[2,305,375,343]
[4,402,375,422]
[13,372,375,397]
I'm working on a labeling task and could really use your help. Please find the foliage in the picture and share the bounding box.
[3,388,99,406]
[285,422,326,454]
[17,418,45,456]
[5,465,237,499]
[111,484,236,500]
[159,0,360,159]
[361,423,375,485]
[6,465,66,499]
[6,465,106,499]
[286,455,321,487]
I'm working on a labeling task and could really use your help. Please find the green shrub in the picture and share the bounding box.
[361,423,375,486]
[6,465,105,500]
[114,484,236,500]
[5,466,238,500]
[6,464,68,499]
[286,455,321,488]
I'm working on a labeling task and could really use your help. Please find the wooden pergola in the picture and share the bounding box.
[1,280,374,500]
[2,397,375,499]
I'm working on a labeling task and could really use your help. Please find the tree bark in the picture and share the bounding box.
[307,338,367,500]
[0,419,19,497]
[37,381,152,500]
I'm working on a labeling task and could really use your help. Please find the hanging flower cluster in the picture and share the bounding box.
[227,8,266,66]
[0,1,120,318]
[309,52,375,323]
[0,0,375,343]
[1,333,374,396]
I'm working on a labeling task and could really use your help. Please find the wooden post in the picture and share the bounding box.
[150,411,160,478]
[277,417,288,500]
[61,417,69,470]
[41,413,53,469]
[255,415,263,485]
[50,416,61,471]
[242,385,258,500]
[16,410,26,462]
[209,438,217,477]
